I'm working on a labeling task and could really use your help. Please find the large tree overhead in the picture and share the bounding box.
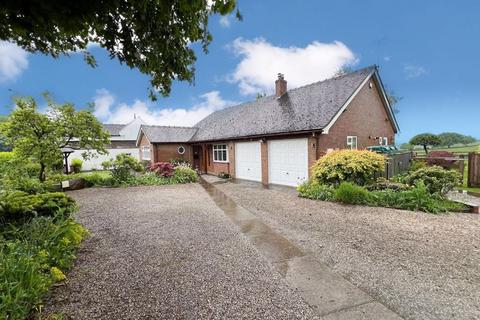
[0,0,239,99]
[409,133,441,154]
[0,97,110,181]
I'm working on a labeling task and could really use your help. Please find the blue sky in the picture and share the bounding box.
[0,0,479,143]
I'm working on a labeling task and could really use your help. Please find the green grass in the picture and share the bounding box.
[414,143,480,156]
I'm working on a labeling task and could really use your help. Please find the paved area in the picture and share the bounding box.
[43,184,318,319]
[208,176,480,320]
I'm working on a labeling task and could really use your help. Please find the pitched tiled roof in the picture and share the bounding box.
[190,66,377,142]
[141,125,198,143]
[102,124,125,136]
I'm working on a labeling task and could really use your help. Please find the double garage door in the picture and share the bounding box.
[235,138,308,187]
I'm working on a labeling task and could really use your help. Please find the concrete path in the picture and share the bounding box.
[200,177,401,319]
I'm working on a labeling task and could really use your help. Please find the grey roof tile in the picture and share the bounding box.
[191,66,376,142]
[103,124,125,136]
[141,125,198,143]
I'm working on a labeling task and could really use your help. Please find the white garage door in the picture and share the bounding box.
[235,141,262,182]
[268,138,308,186]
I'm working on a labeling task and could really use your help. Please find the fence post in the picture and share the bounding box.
[468,152,480,187]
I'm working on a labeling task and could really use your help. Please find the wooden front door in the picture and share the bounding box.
[193,145,205,173]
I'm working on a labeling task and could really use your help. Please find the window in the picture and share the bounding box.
[178,146,185,155]
[213,144,228,162]
[347,136,357,150]
[379,137,388,146]
[141,145,151,160]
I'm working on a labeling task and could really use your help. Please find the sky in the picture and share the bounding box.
[0,0,479,143]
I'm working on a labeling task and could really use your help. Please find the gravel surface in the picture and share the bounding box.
[42,184,317,319]
[210,178,480,320]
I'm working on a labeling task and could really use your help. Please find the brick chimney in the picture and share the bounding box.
[275,73,287,97]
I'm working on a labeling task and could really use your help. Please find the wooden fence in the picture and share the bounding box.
[384,151,413,179]
[468,152,480,187]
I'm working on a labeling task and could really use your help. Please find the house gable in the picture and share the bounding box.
[318,73,397,152]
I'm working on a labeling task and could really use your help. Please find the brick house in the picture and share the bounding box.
[136,66,399,186]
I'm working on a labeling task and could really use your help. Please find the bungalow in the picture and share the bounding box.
[70,117,145,170]
[136,66,399,186]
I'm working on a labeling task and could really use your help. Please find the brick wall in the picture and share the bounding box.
[154,143,192,163]
[205,142,234,176]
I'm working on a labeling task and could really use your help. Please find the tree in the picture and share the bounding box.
[0,115,11,151]
[0,1,240,100]
[0,97,110,181]
[409,133,441,154]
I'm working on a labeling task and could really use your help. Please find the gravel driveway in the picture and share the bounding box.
[209,178,480,320]
[42,184,317,319]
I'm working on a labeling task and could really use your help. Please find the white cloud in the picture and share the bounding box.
[0,41,29,82]
[403,64,428,79]
[228,38,357,95]
[219,16,231,28]
[92,89,236,126]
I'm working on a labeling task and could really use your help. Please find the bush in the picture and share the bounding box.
[102,153,144,183]
[426,150,456,169]
[334,182,371,205]
[297,180,335,201]
[0,216,87,319]
[172,164,198,183]
[0,191,77,225]
[1,176,47,194]
[401,166,461,195]
[371,182,465,214]
[170,158,189,167]
[409,160,427,172]
[71,158,83,173]
[366,177,411,192]
[148,162,174,177]
[312,150,385,186]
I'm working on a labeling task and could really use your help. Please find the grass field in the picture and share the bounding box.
[413,143,480,156]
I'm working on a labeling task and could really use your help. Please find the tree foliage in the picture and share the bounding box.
[0,97,109,181]
[409,133,441,154]
[0,0,240,100]
[438,132,477,147]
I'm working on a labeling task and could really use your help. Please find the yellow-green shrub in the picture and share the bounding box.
[311,150,385,186]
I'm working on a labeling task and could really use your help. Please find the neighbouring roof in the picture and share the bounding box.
[103,124,125,136]
[140,125,198,143]
[191,66,386,141]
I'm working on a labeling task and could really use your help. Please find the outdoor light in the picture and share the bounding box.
[60,146,74,174]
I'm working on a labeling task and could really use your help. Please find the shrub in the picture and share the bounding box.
[312,150,385,186]
[81,171,113,187]
[172,164,198,183]
[334,182,371,205]
[0,216,87,319]
[102,153,144,183]
[371,182,465,214]
[366,177,411,192]
[127,172,170,186]
[148,162,174,177]
[401,166,461,195]
[71,158,83,173]
[0,191,76,224]
[1,176,46,194]
[409,160,427,172]
[170,158,189,167]
[297,180,335,201]
[426,150,456,169]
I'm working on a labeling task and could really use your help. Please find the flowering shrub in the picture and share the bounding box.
[172,164,198,183]
[148,162,174,177]
[311,150,385,186]
[400,165,462,195]
[426,150,456,169]
[102,153,144,183]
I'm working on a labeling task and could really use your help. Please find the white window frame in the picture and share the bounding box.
[379,137,388,146]
[141,145,151,160]
[347,136,357,150]
[178,146,186,155]
[213,144,228,163]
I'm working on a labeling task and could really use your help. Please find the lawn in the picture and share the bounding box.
[414,143,480,156]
